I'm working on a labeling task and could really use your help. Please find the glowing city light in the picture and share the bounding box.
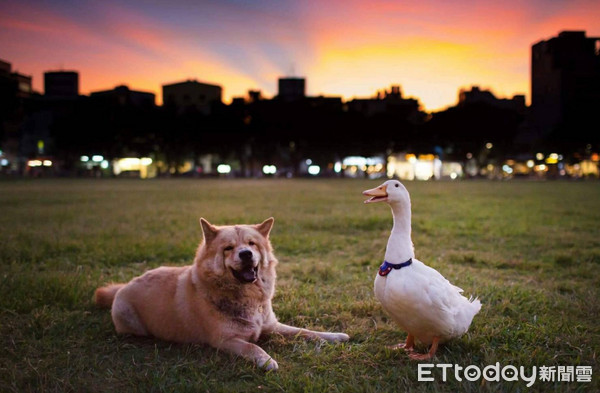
[414,161,432,180]
[118,158,141,167]
[308,165,320,175]
[545,153,560,164]
[80,156,89,162]
[486,142,493,149]
[112,157,155,177]
[262,165,277,175]
[217,164,231,174]
[334,162,342,173]
[92,155,104,162]
[344,156,366,166]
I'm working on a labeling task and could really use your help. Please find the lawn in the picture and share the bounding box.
[0,178,598,392]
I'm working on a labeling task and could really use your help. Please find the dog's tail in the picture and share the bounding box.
[94,284,125,308]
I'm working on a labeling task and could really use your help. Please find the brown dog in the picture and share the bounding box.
[94,217,349,370]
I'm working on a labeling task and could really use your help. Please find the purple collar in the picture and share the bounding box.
[379,259,413,276]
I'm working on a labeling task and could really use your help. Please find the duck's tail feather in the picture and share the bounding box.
[468,296,482,312]
[455,296,482,335]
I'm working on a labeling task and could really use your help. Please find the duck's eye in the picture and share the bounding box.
[395,184,399,188]
[224,246,234,251]
[249,241,255,246]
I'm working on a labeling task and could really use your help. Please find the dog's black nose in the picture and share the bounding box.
[239,250,253,261]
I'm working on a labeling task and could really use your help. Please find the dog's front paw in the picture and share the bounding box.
[258,357,279,371]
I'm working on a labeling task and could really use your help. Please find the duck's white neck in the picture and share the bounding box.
[384,202,414,263]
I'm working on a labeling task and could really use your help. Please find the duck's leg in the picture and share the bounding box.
[408,336,439,360]
[388,333,414,352]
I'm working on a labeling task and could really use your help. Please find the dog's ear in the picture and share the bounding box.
[255,217,274,238]
[200,218,219,244]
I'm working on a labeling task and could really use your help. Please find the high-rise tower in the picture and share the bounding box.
[531,31,600,144]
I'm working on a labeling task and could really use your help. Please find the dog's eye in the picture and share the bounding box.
[224,246,234,251]
[249,241,255,246]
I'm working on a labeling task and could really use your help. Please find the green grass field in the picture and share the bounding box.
[1,179,599,392]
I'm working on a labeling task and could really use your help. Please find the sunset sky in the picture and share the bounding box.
[1,0,599,112]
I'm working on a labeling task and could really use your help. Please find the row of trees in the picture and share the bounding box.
[6,88,595,176]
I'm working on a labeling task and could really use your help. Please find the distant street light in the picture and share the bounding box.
[308,165,320,175]
[217,164,231,174]
[262,165,276,175]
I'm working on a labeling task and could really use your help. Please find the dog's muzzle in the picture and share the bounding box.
[232,250,258,283]
[232,265,258,283]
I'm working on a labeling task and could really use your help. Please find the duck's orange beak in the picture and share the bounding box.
[363,184,388,204]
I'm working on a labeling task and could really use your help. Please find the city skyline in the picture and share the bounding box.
[1,0,599,112]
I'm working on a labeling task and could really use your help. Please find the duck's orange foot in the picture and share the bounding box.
[408,336,439,361]
[387,334,414,352]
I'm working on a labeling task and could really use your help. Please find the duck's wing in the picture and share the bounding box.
[412,260,474,334]
[414,260,465,296]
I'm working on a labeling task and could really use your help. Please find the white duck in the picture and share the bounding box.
[363,180,481,360]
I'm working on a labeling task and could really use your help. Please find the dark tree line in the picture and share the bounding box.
[12,89,597,177]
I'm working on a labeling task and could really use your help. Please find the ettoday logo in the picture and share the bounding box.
[418,363,593,387]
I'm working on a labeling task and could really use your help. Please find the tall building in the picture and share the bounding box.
[248,90,262,103]
[0,59,32,99]
[44,71,79,98]
[91,85,155,108]
[277,77,305,102]
[459,86,526,114]
[347,85,422,118]
[531,31,600,143]
[0,59,10,75]
[162,79,222,115]
[0,59,34,173]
